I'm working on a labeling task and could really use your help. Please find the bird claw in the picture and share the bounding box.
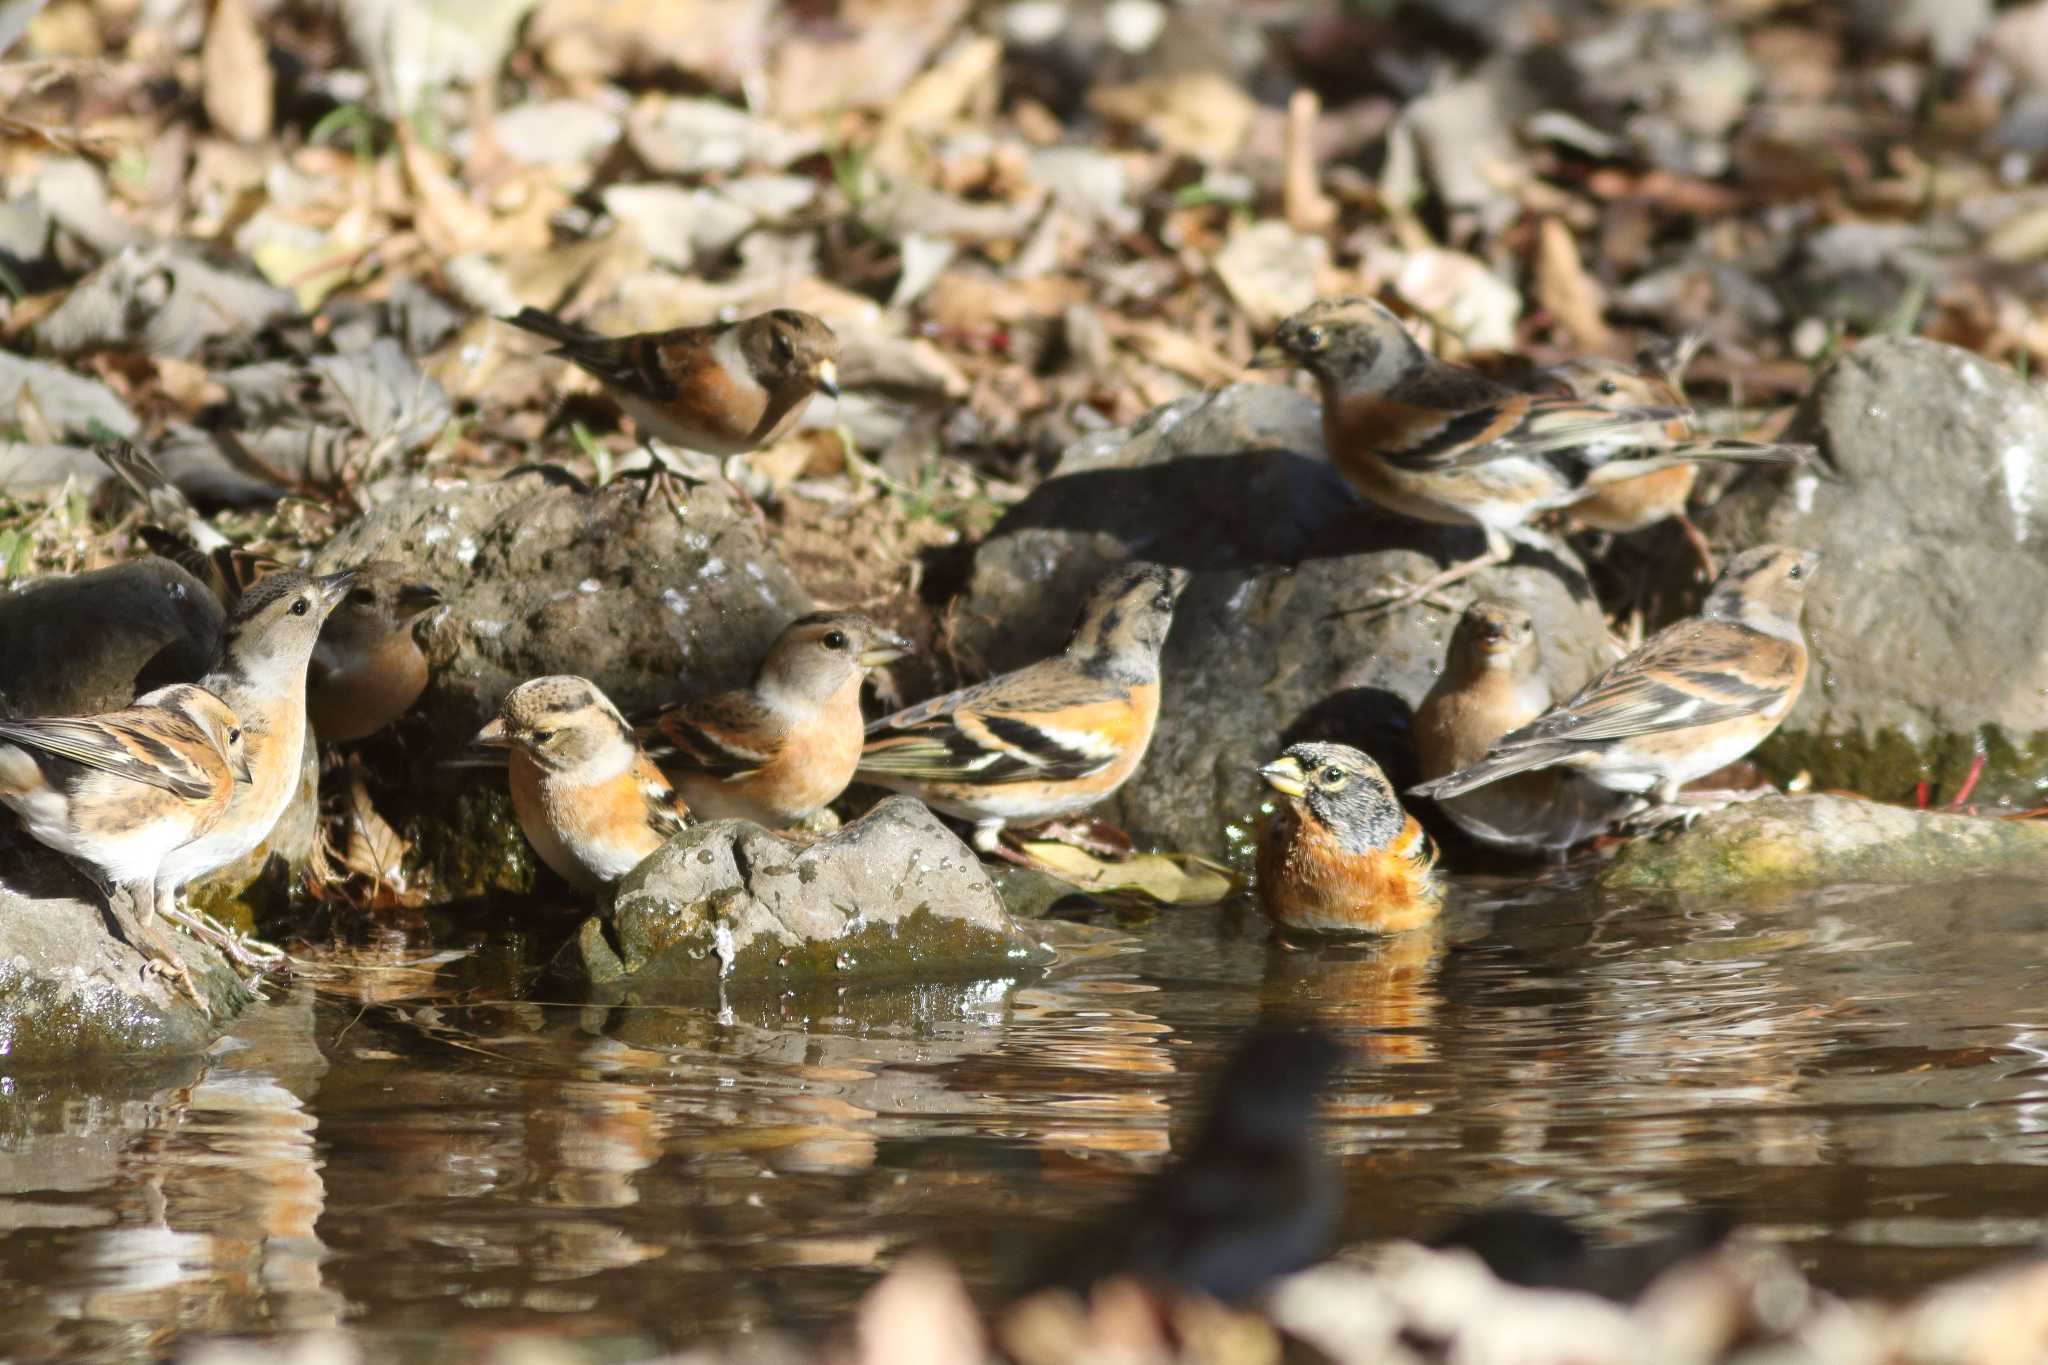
[142,953,209,1016]
[162,904,287,974]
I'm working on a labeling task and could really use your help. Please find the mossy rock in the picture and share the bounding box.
[1599,794,2048,894]
[564,797,1051,1001]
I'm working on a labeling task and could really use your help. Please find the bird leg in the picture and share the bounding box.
[109,882,209,1015]
[1342,542,1510,621]
[1674,514,1717,580]
[158,881,287,973]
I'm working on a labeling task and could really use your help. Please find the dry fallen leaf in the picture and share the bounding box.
[201,0,274,143]
[1018,843,1234,905]
[1535,215,1615,353]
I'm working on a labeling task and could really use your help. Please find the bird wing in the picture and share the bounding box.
[859,670,1127,785]
[1500,620,1799,748]
[632,753,690,840]
[652,692,779,781]
[1343,376,1687,476]
[0,713,217,799]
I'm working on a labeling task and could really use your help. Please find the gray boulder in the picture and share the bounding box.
[1599,793,2048,893]
[953,383,1614,856]
[1701,337,2048,804]
[571,797,1051,999]
[0,871,257,1064]
[316,469,809,742]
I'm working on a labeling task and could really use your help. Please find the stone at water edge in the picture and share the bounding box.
[954,383,1616,859]
[1700,335,2048,806]
[569,797,1050,998]
[0,878,255,1063]
[1598,793,2048,893]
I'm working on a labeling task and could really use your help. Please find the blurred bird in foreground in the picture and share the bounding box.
[0,683,249,1008]
[1430,1206,1734,1303]
[858,563,1188,856]
[1411,546,1818,817]
[1257,742,1444,936]
[1413,599,1630,855]
[1025,1027,1346,1304]
[647,612,911,829]
[1250,298,1800,616]
[475,675,688,894]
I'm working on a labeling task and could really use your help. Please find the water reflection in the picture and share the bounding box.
[4,874,2048,1357]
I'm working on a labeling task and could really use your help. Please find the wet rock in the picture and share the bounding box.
[1599,795,2048,894]
[1699,337,2048,805]
[576,797,1050,999]
[0,875,255,1065]
[313,471,809,895]
[955,384,1612,857]
[0,559,222,717]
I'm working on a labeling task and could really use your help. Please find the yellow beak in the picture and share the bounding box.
[814,358,840,399]
[859,632,914,668]
[1247,343,1292,371]
[472,716,511,748]
[232,751,254,784]
[1259,756,1307,798]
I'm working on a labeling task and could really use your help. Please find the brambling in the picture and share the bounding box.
[647,612,912,829]
[474,676,689,895]
[503,306,839,457]
[1256,742,1444,936]
[101,442,443,742]
[1413,599,1630,855]
[1028,1028,1344,1304]
[1411,545,1819,811]
[1429,1206,1731,1302]
[1249,299,1783,613]
[0,682,249,1004]
[153,570,357,929]
[306,567,444,742]
[856,563,1189,854]
[1545,350,1811,577]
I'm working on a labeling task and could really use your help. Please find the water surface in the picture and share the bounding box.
[4,871,2047,1361]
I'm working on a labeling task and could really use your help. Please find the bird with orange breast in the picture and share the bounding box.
[475,676,689,894]
[857,563,1188,855]
[1256,742,1443,937]
[648,611,912,829]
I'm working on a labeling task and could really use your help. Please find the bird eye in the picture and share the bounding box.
[228,728,241,743]
[770,331,794,365]
[1302,326,1327,350]
[348,587,376,606]
[1154,593,1173,611]
[1320,767,1345,784]
[821,630,848,650]
[290,597,310,616]
[1787,563,1805,580]
[531,729,556,745]
[1598,379,1619,397]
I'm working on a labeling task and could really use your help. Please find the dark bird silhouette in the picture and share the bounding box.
[1026,1026,1346,1304]
[1429,1206,1733,1302]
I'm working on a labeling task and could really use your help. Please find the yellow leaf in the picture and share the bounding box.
[202,0,275,144]
[1017,843,1235,906]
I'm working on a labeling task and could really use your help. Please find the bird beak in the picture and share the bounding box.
[1247,343,1291,370]
[1477,629,1514,655]
[1259,756,1307,798]
[315,569,359,608]
[232,750,254,784]
[859,632,914,668]
[814,358,840,399]
[397,582,443,617]
[472,716,511,749]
